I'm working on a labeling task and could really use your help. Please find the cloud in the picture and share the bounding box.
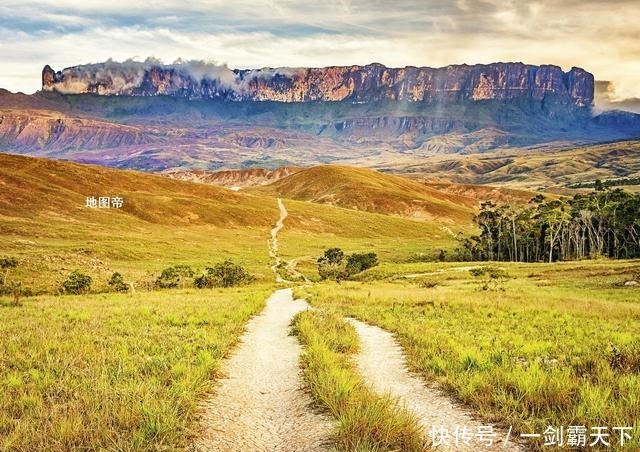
[595,81,640,114]
[0,0,638,97]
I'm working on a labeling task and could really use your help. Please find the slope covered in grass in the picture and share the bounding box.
[299,260,640,451]
[0,154,468,292]
[392,140,640,191]
[0,152,278,226]
[0,286,271,451]
[0,153,282,291]
[250,165,475,223]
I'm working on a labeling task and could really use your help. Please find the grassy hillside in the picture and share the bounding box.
[0,153,281,291]
[250,165,476,223]
[422,182,540,205]
[0,154,466,291]
[280,198,465,279]
[391,140,640,191]
[0,286,271,451]
[298,259,640,451]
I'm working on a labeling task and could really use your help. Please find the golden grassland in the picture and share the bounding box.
[2,152,639,451]
[0,153,465,293]
[0,153,280,292]
[0,286,272,451]
[1,219,274,293]
[292,310,426,451]
[391,140,640,191]
[296,259,640,451]
[280,198,467,280]
[249,165,475,223]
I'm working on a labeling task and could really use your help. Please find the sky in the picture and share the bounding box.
[1,0,639,107]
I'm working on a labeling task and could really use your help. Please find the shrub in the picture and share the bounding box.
[317,248,345,280]
[0,257,18,285]
[469,265,510,291]
[155,265,195,289]
[318,249,380,280]
[194,260,253,288]
[61,270,92,295]
[469,265,509,279]
[345,252,378,276]
[107,272,129,293]
[418,279,438,289]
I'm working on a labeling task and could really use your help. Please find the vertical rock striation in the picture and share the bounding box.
[42,61,594,108]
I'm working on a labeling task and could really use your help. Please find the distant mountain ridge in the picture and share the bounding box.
[42,61,593,109]
[0,60,638,176]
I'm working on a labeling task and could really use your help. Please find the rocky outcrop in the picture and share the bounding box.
[42,61,594,108]
[0,110,152,152]
[163,167,303,188]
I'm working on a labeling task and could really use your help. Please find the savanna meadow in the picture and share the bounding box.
[1,151,639,451]
[2,1,640,449]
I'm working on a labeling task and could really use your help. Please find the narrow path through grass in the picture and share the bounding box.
[292,310,428,451]
[194,289,331,451]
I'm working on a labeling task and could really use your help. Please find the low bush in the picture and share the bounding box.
[318,248,379,281]
[61,270,92,295]
[317,248,345,280]
[194,260,253,288]
[417,279,438,289]
[155,265,195,289]
[108,272,129,293]
[0,257,18,285]
[469,265,510,291]
[345,252,379,275]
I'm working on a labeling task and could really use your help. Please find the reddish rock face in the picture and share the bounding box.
[41,61,594,108]
[42,65,56,88]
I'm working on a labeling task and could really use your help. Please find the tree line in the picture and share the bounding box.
[458,188,640,263]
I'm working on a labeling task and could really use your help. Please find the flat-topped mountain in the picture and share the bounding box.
[42,61,593,109]
[0,60,637,175]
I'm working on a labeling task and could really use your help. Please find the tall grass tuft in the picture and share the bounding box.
[292,310,428,451]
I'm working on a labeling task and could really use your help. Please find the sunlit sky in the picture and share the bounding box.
[1,0,639,106]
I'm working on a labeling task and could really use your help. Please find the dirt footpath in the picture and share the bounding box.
[348,318,526,451]
[193,289,331,451]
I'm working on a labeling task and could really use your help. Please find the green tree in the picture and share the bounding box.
[61,270,92,295]
[460,189,640,262]
[108,272,129,293]
[194,260,253,288]
[345,252,379,276]
[155,265,195,289]
[317,248,345,280]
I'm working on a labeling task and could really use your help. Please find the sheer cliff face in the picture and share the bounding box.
[42,61,594,108]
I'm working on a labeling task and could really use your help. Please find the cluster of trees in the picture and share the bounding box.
[317,248,379,280]
[61,270,94,294]
[568,177,640,190]
[458,189,640,263]
[155,265,195,289]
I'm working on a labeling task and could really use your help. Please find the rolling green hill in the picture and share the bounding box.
[0,154,466,292]
[249,165,476,224]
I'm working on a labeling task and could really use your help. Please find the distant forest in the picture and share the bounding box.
[567,177,640,189]
[458,188,640,262]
